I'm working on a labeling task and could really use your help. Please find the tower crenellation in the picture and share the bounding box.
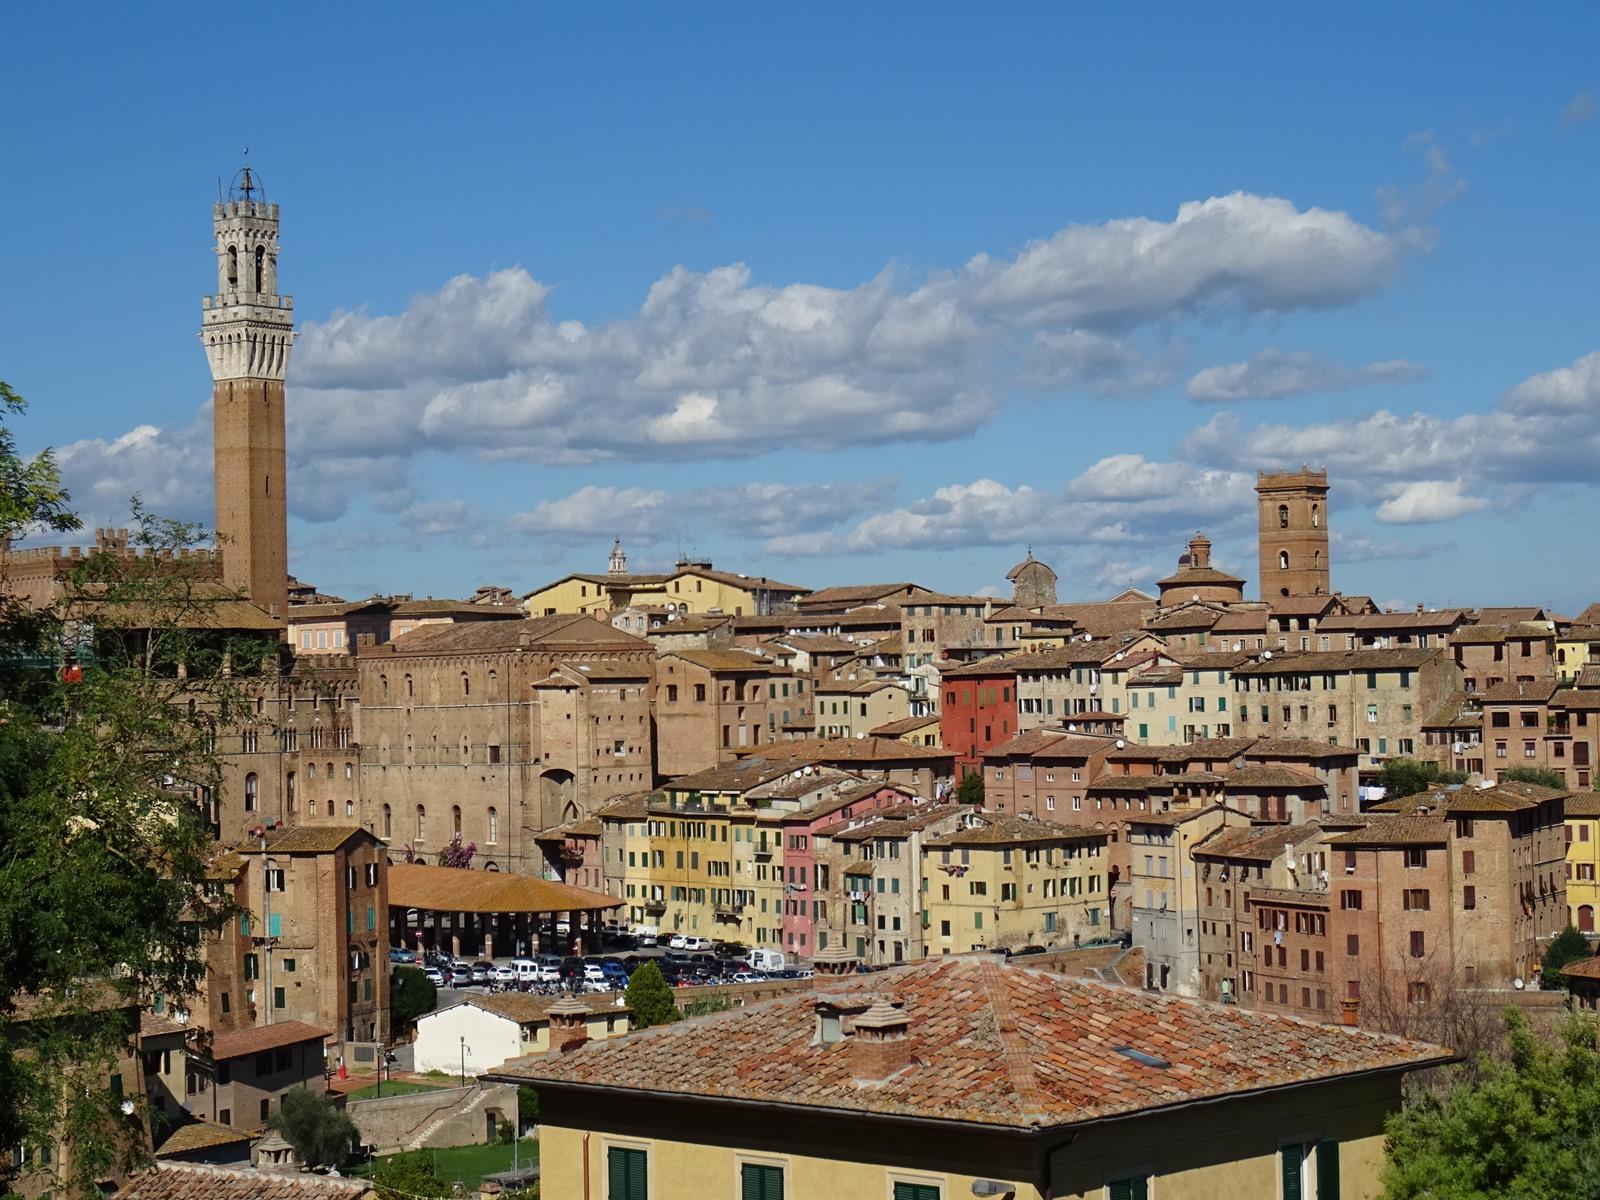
[201,164,293,620]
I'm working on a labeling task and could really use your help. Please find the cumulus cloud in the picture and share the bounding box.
[1185,349,1426,403]
[53,417,214,529]
[508,479,896,545]
[1374,480,1490,524]
[763,457,1254,558]
[400,499,480,538]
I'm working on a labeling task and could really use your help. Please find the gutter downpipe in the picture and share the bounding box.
[583,1130,592,1200]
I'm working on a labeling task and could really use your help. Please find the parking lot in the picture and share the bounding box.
[391,940,806,996]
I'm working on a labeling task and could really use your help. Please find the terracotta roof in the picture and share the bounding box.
[1324,815,1449,847]
[1563,793,1600,818]
[1233,648,1443,675]
[924,813,1102,847]
[1319,609,1468,632]
[796,584,926,607]
[1195,823,1319,862]
[828,802,963,842]
[985,728,1118,760]
[1267,595,1340,617]
[1478,607,1547,624]
[1558,688,1600,710]
[485,956,1447,1129]
[154,1120,254,1157]
[1561,956,1600,981]
[383,614,647,654]
[760,737,953,766]
[120,1163,373,1198]
[531,816,604,842]
[1086,776,1157,793]
[1224,764,1326,790]
[1128,804,1247,827]
[1165,737,1259,762]
[670,565,809,594]
[437,993,593,1024]
[261,825,367,854]
[597,791,655,820]
[665,648,786,673]
[1145,607,1222,631]
[1243,737,1361,760]
[1578,666,1600,688]
[207,1020,330,1061]
[1156,566,1246,588]
[1250,886,1332,908]
[1211,610,1271,633]
[869,715,942,737]
[141,1011,189,1039]
[388,863,621,915]
[1478,681,1558,703]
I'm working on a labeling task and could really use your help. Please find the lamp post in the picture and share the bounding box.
[459,1036,468,1088]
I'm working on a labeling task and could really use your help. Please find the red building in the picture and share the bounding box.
[940,658,1021,779]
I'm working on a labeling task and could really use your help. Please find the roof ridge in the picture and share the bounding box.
[978,960,1048,1124]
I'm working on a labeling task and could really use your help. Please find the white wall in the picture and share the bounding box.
[413,1004,521,1075]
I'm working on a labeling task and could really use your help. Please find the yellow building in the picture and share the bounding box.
[869,714,943,748]
[1557,623,1600,683]
[1566,792,1600,933]
[487,954,1451,1200]
[922,814,1108,954]
[1124,655,1246,745]
[815,680,912,739]
[523,550,808,619]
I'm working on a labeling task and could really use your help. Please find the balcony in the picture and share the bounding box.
[713,903,746,923]
[753,843,774,859]
[643,898,667,915]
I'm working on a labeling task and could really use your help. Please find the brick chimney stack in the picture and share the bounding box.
[546,996,592,1054]
[1340,997,1360,1028]
[811,944,859,985]
[850,1000,912,1082]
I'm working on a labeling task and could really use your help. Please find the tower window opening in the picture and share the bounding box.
[1279,550,1290,570]
[254,245,265,292]
[1311,504,1320,528]
[227,245,238,286]
[1278,504,1289,529]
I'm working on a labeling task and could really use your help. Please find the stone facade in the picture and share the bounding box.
[1256,468,1330,601]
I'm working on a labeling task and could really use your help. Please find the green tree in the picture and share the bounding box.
[1382,1010,1600,1199]
[957,771,985,805]
[372,1150,453,1199]
[1501,766,1566,789]
[1379,757,1441,799]
[391,966,438,1031]
[624,961,681,1029]
[265,1086,357,1169]
[1542,925,1593,990]
[517,1084,540,1129]
[682,994,733,1018]
[1,391,245,1193]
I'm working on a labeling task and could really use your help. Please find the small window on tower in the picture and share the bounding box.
[255,245,265,291]
[1311,503,1320,527]
[1278,504,1289,528]
[1279,550,1290,570]
[227,245,238,286]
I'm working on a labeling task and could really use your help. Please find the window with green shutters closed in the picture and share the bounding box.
[607,1146,647,1200]
[741,1163,783,1200]
[892,1183,941,1200]
[1281,1141,1339,1199]
[1107,1176,1149,1200]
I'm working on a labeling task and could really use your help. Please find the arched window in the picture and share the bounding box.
[227,245,238,286]
[382,803,392,839]
[487,670,498,700]
[1278,504,1289,529]
[1311,503,1320,528]
[416,805,426,842]
[254,245,265,292]
[345,763,353,780]
[326,799,334,817]
[461,672,470,698]
[244,772,258,812]
[379,674,389,699]
[452,805,462,839]
[405,674,414,700]
[488,806,498,844]
[1312,549,1322,568]
[307,763,318,780]
[286,771,296,808]
[1278,550,1290,570]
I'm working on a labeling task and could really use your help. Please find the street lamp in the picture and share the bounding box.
[459,1036,469,1088]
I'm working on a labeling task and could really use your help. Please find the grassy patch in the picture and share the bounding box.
[345,1079,445,1101]
[352,1139,540,1186]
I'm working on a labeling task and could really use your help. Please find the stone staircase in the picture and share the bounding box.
[406,1084,493,1150]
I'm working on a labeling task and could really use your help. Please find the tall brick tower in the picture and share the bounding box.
[1257,467,1330,600]
[201,165,293,619]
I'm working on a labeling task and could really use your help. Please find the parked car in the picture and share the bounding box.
[560,956,585,980]
[713,941,747,960]
[680,936,712,952]
[599,959,629,983]
[667,934,688,949]
[582,964,607,985]
[449,964,473,986]
[511,958,538,982]
[422,967,445,987]
[536,963,562,983]
[389,947,417,964]
[471,961,493,983]
[730,971,761,984]
[745,948,786,974]
[635,930,658,947]
[492,963,518,983]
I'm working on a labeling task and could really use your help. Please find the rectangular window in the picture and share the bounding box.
[607,1146,647,1200]
[892,1185,942,1200]
[1106,1179,1150,1200]
[741,1164,784,1200]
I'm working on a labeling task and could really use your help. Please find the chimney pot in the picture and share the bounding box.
[1340,997,1360,1028]
[849,1000,912,1081]
[546,996,591,1054]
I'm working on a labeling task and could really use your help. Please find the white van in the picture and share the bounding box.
[745,948,785,974]
[511,958,538,982]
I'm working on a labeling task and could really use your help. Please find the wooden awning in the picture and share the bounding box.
[388,863,621,915]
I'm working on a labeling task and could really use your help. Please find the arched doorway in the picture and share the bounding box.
[1580,905,1595,934]
[540,769,575,823]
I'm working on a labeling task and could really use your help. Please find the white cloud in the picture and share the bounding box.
[1186,349,1426,403]
[1564,90,1597,127]
[1374,480,1490,524]
[400,499,479,538]
[1376,131,1469,230]
[52,416,214,529]
[507,479,896,545]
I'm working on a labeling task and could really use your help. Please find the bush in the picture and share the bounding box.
[391,965,437,1032]
[683,994,733,1018]
[265,1087,357,1169]
[957,772,985,805]
[1542,925,1592,990]
[624,961,681,1029]
[1380,758,1446,800]
[1500,766,1566,789]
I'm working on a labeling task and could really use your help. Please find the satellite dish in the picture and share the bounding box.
[1514,977,1525,990]
[1116,738,1126,749]
[1263,650,1273,660]
[1116,652,1125,661]
[1193,593,1200,602]
[1084,634,1093,642]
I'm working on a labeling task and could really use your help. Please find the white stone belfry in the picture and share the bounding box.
[200,171,295,381]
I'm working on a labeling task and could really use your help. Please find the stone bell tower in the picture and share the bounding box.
[1256,466,1330,600]
[200,164,293,619]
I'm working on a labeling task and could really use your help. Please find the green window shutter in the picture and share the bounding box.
[1107,1178,1148,1200]
[608,1147,647,1200]
[742,1164,783,1200]
[1281,1144,1304,1200]
[892,1185,941,1200]
[1316,1140,1340,1200]
[268,913,282,938]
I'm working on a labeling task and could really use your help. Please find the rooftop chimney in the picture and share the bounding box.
[1340,997,1360,1028]
[811,943,859,981]
[850,1000,912,1082]
[546,995,591,1054]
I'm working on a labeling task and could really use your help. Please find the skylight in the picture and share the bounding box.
[1113,1046,1172,1070]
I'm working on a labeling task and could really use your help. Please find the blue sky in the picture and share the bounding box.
[3,3,1597,611]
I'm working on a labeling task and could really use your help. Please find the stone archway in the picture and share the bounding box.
[540,769,575,824]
